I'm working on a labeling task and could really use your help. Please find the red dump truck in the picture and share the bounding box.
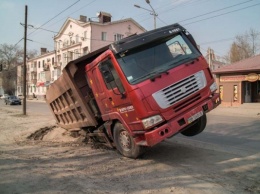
[46,23,220,158]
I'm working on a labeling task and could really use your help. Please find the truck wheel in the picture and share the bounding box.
[181,114,207,136]
[113,122,143,159]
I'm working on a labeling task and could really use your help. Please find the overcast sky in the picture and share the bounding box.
[0,0,260,57]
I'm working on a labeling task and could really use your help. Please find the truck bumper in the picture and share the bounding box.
[142,93,220,147]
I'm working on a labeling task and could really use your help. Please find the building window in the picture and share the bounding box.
[101,32,107,41]
[63,53,67,65]
[74,49,80,59]
[68,51,73,61]
[83,47,89,55]
[84,31,87,40]
[114,33,124,41]
[38,61,41,68]
[233,85,238,102]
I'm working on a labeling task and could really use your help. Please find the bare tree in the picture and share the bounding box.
[0,44,37,95]
[0,44,22,94]
[227,29,259,63]
[248,28,259,56]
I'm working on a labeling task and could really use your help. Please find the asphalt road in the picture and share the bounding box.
[174,113,260,157]
[0,99,51,116]
[1,99,259,157]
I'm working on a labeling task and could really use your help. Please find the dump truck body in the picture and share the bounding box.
[46,47,108,129]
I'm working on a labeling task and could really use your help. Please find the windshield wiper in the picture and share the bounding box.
[168,56,194,67]
[131,72,157,84]
[150,70,169,82]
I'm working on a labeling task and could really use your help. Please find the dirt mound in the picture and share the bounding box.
[27,126,55,140]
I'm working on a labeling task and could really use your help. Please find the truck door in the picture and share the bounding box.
[98,57,131,114]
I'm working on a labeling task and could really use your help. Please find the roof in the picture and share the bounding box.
[88,18,146,32]
[54,17,146,39]
[213,55,260,74]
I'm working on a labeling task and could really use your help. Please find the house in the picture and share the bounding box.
[17,12,146,99]
[213,55,260,106]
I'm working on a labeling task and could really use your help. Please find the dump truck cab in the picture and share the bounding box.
[85,24,220,157]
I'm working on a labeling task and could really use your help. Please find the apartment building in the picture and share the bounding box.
[17,12,146,99]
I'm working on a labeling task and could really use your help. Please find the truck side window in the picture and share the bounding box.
[99,58,125,94]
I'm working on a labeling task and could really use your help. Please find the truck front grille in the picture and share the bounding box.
[152,70,206,109]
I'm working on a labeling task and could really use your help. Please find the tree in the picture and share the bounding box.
[228,29,259,63]
[0,44,37,95]
[248,28,259,56]
[0,44,22,94]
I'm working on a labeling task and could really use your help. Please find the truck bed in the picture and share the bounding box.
[46,46,108,129]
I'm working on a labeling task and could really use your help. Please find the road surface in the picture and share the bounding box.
[0,99,259,193]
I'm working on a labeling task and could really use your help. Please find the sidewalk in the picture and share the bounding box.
[20,98,260,117]
[210,103,260,118]
[26,98,46,103]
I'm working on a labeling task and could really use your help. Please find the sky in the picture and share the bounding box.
[0,0,260,58]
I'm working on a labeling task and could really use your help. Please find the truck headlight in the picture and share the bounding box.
[142,115,163,129]
[210,82,217,92]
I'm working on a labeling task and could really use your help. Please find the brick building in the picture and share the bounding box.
[213,55,260,106]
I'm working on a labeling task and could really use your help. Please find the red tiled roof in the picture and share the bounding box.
[213,55,260,74]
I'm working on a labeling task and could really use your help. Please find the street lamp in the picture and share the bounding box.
[134,0,158,29]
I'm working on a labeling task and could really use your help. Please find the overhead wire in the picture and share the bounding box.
[14,0,81,48]
[28,0,80,37]
[178,0,253,23]
[42,0,97,30]
[183,2,260,26]
[28,26,115,44]
[19,0,260,55]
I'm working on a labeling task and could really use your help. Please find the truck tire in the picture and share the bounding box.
[113,122,143,159]
[181,114,207,136]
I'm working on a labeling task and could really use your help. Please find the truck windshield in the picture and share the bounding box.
[116,33,201,84]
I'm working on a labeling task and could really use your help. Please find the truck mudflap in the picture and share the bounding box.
[141,93,220,147]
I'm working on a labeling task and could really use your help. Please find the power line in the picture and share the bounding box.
[28,25,114,44]
[179,0,253,23]
[183,2,260,26]
[42,0,97,31]
[28,0,80,37]
[152,0,255,27]
[200,31,260,45]
[14,0,81,48]
[14,38,24,47]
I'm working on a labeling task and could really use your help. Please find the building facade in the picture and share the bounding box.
[213,55,260,106]
[17,12,146,99]
[205,48,226,72]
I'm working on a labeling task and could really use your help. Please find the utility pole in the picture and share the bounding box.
[23,5,28,115]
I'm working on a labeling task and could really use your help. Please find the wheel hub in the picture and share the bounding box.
[119,131,131,151]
